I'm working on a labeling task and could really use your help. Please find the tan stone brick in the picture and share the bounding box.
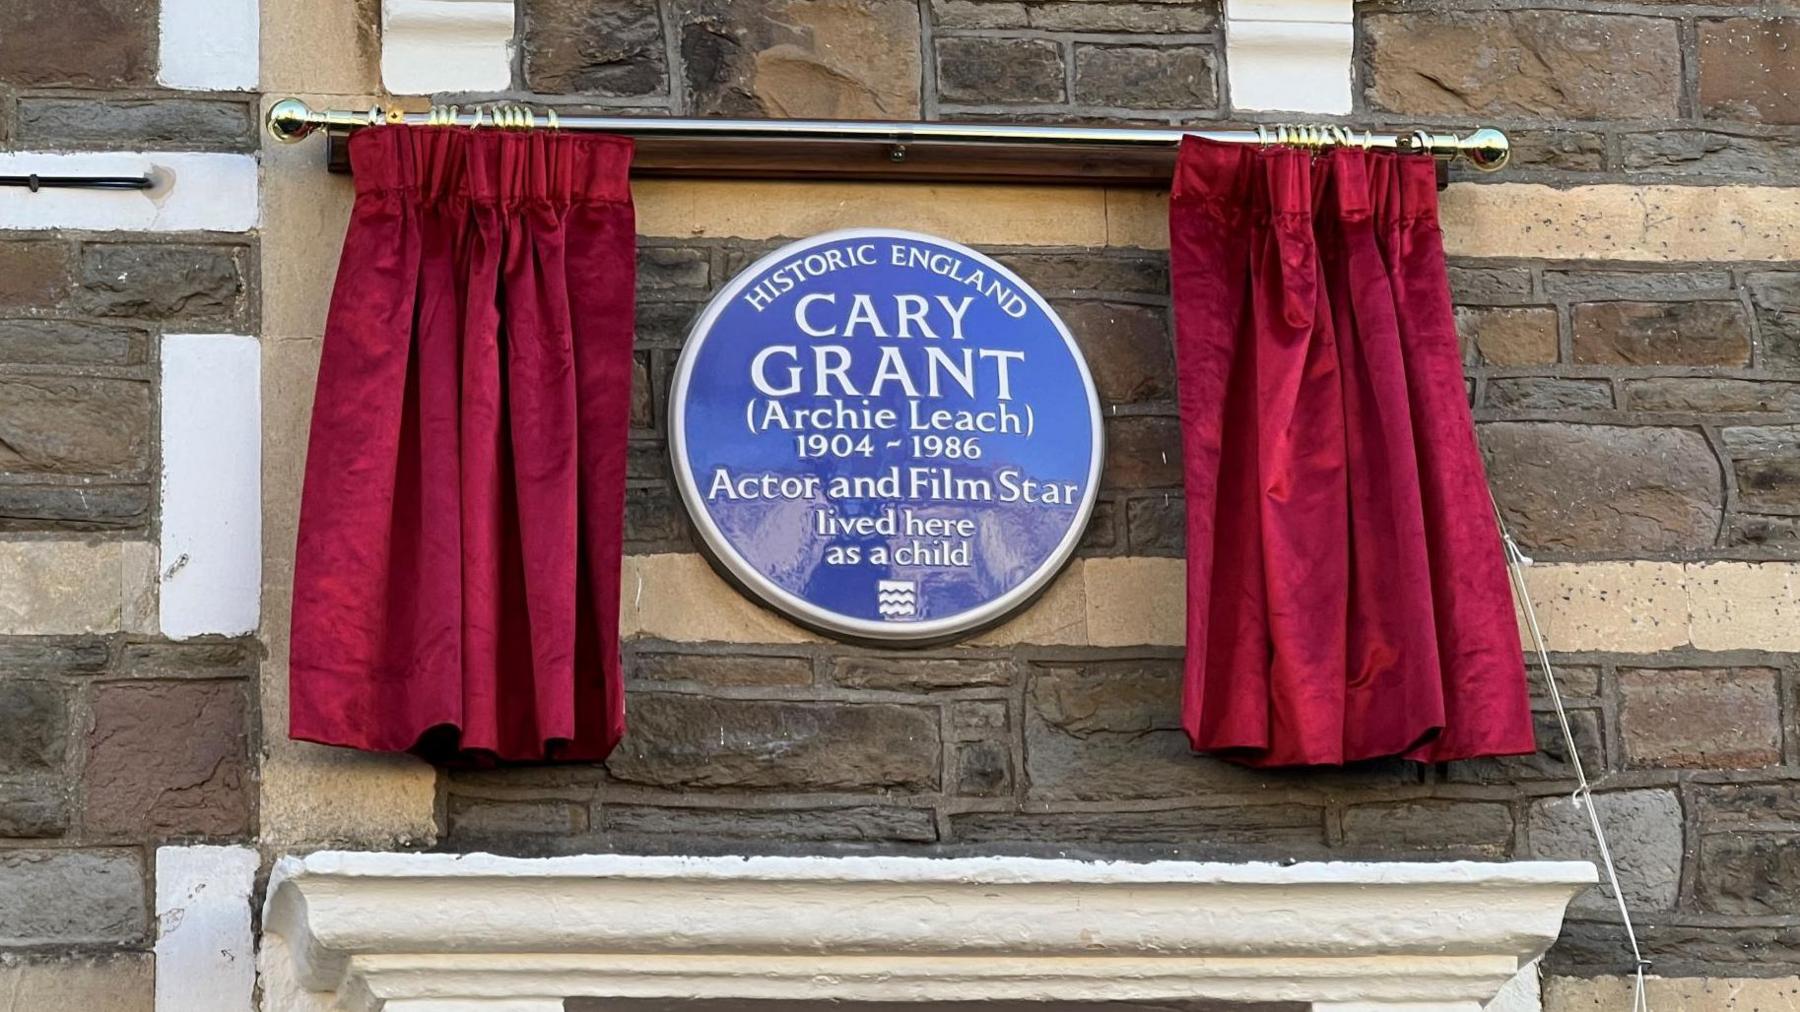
[260,94,367,345]
[1084,555,1183,647]
[634,180,1114,248]
[260,0,378,94]
[0,540,152,635]
[1441,184,1800,263]
[968,563,1088,646]
[1546,975,1800,1011]
[1517,562,1690,653]
[620,553,819,644]
[0,953,152,1012]
[259,746,438,848]
[1688,561,1800,652]
[1457,306,1558,365]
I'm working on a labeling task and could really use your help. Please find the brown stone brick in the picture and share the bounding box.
[1455,306,1558,365]
[0,0,155,87]
[0,781,67,838]
[937,36,1066,105]
[1446,708,1604,785]
[0,483,151,532]
[1727,513,1800,548]
[954,740,1011,796]
[631,352,654,429]
[1699,19,1800,125]
[0,320,147,367]
[1447,265,1533,303]
[1073,44,1217,110]
[1483,378,1612,411]
[76,244,246,322]
[950,804,1327,852]
[1623,378,1800,413]
[522,0,666,96]
[0,241,72,309]
[674,0,922,118]
[830,655,1010,691]
[998,253,1168,298]
[1696,832,1800,915]
[1102,415,1181,489]
[1126,494,1183,556]
[1505,131,1606,173]
[0,849,144,945]
[1481,423,1722,553]
[16,98,256,151]
[1341,800,1515,857]
[606,693,941,790]
[1057,300,1173,404]
[1736,457,1800,512]
[0,682,68,774]
[1572,301,1750,366]
[1528,789,1681,914]
[0,377,152,477]
[447,796,583,838]
[1748,271,1800,368]
[603,803,938,844]
[1028,3,1215,33]
[1364,12,1681,120]
[1695,783,1800,828]
[82,681,251,838]
[1618,667,1781,769]
[631,651,813,687]
[1622,131,1800,179]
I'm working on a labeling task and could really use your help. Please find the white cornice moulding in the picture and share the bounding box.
[382,0,515,96]
[1226,0,1354,114]
[260,851,1594,1012]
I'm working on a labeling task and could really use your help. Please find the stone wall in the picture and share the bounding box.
[430,0,1800,999]
[0,4,260,1008]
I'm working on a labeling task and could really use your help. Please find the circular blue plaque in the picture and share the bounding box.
[670,228,1104,644]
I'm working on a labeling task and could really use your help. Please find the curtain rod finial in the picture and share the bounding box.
[1460,127,1510,173]
[268,98,320,143]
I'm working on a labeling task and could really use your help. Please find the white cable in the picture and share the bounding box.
[1495,513,1651,1011]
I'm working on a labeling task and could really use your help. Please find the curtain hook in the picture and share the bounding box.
[546,108,560,131]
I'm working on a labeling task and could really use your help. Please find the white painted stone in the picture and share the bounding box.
[0,153,257,233]
[1225,0,1353,114]
[161,335,261,640]
[158,0,259,90]
[1485,961,1542,1012]
[155,845,259,1012]
[382,0,515,95]
[262,852,1593,1011]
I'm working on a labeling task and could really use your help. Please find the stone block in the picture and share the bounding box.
[0,0,154,87]
[258,745,439,849]
[1484,378,1612,412]
[0,320,147,367]
[830,656,1011,692]
[76,244,246,322]
[1528,788,1682,914]
[1101,415,1182,489]
[16,98,256,151]
[83,680,251,838]
[0,541,153,636]
[447,797,584,838]
[1447,265,1533,303]
[606,693,941,791]
[1057,301,1173,405]
[1446,708,1602,785]
[1736,457,1800,512]
[602,803,938,844]
[1699,19,1800,125]
[1571,301,1750,366]
[1029,3,1215,33]
[1541,269,1735,301]
[1456,306,1558,366]
[1623,378,1800,414]
[0,377,151,477]
[1748,272,1800,367]
[950,803,1326,852]
[1083,555,1183,647]
[1547,975,1800,1012]
[1506,131,1606,172]
[0,953,153,1012]
[1697,832,1800,916]
[1619,667,1781,769]
[954,740,1011,796]
[0,484,151,532]
[1695,783,1800,828]
[0,681,68,774]
[1688,561,1800,652]
[631,651,813,688]
[522,0,667,96]
[998,252,1168,298]
[1364,12,1680,120]
[1073,44,1217,110]
[1728,514,1800,548]
[1125,494,1183,556]
[1340,800,1516,857]
[673,0,922,118]
[1441,183,1800,263]
[949,700,1007,739]
[1622,131,1800,179]
[0,849,144,945]
[0,781,68,837]
[0,240,71,309]
[1482,423,1722,554]
[938,36,1066,105]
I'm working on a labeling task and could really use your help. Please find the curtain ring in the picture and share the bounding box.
[546,108,560,131]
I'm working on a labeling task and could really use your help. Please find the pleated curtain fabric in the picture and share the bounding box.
[1169,137,1536,766]
[289,126,635,762]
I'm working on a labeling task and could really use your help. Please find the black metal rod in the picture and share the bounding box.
[0,174,155,192]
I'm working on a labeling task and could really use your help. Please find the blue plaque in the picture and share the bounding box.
[670,228,1104,643]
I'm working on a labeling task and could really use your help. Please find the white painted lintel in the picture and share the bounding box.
[1226,0,1355,115]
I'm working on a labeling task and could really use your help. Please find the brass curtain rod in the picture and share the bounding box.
[266,98,1512,173]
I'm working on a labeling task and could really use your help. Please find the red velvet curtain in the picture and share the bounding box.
[289,126,635,762]
[1169,137,1534,767]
